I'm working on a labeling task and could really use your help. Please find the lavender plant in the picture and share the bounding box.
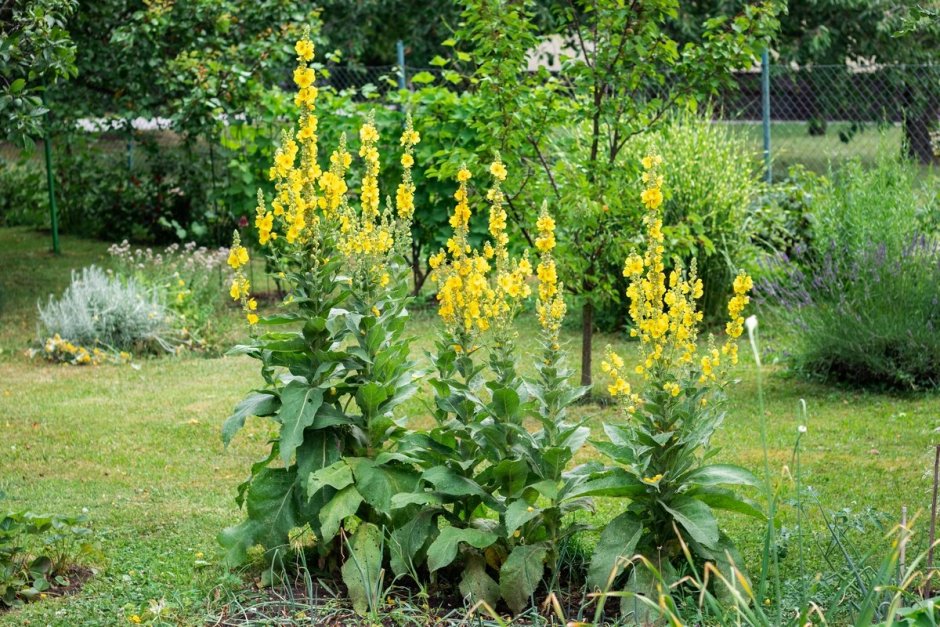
[757,157,940,389]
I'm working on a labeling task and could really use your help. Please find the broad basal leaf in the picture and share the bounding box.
[390,509,439,578]
[586,511,643,591]
[459,553,499,609]
[341,522,383,616]
[499,543,548,614]
[307,460,353,497]
[319,485,363,543]
[660,496,719,548]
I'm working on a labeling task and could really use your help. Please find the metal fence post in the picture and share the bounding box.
[761,49,772,184]
[41,89,60,255]
[396,40,407,90]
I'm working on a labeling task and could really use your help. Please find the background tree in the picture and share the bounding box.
[670,0,940,163]
[440,0,780,388]
[0,0,77,147]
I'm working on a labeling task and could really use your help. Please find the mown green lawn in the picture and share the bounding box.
[1,226,939,625]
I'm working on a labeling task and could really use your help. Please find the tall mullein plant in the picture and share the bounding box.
[590,155,763,618]
[391,164,597,614]
[219,34,423,612]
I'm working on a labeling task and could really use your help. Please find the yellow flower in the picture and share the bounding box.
[456,168,471,182]
[247,298,258,311]
[227,245,249,269]
[247,313,259,325]
[640,186,663,210]
[295,39,314,61]
[129,616,142,624]
[293,67,315,89]
[489,160,507,182]
[401,153,414,168]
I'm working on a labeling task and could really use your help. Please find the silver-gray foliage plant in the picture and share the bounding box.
[38,265,173,351]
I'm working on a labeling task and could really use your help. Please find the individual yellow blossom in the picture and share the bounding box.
[295,38,314,61]
[401,153,414,168]
[247,313,259,325]
[456,168,471,182]
[227,244,249,270]
[489,160,507,182]
[293,66,315,89]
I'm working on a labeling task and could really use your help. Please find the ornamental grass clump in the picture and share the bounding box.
[37,265,173,361]
[591,155,761,620]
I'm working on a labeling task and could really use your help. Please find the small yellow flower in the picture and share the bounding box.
[456,167,472,182]
[295,39,314,61]
[401,153,414,168]
[489,160,507,181]
[129,616,142,625]
[247,313,259,325]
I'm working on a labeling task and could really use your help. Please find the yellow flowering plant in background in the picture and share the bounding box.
[219,31,425,615]
[583,155,763,620]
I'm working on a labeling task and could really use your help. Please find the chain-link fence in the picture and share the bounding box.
[323,59,940,179]
[710,64,940,179]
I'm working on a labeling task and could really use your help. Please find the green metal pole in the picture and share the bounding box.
[41,89,60,254]
[396,40,406,90]
[761,49,772,184]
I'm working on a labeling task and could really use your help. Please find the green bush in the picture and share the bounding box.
[757,157,940,389]
[0,157,48,227]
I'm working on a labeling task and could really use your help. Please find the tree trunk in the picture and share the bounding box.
[580,300,593,388]
[904,96,938,165]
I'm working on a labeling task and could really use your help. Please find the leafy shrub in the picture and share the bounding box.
[758,157,940,389]
[0,509,93,607]
[0,157,48,227]
[107,240,230,346]
[37,265,174,354]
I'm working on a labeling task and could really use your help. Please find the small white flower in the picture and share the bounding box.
[798,425,808,433]
[745,315,758,333]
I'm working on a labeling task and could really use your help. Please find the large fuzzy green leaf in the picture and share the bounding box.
[389,510,439,579]
[220,433,339,565]
[426,526,498,572]
[586,511,644,591]
[348,458,419,516]
[565,468,644,500]
[319,485,363,543]
[222,391,279,446]
[459,553,499,609]
[278,382,324,464]
[692,487,765,519]
[422,466,500,508]
[341,522,384,616]
[505,499,540,536]
[307,460,353,497]
[499,543,548,614]
[218,467,298,566]
[683,464,761,488]
[660,496,719,548]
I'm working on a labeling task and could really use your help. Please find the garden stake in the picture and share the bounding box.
[928,444,940,595]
